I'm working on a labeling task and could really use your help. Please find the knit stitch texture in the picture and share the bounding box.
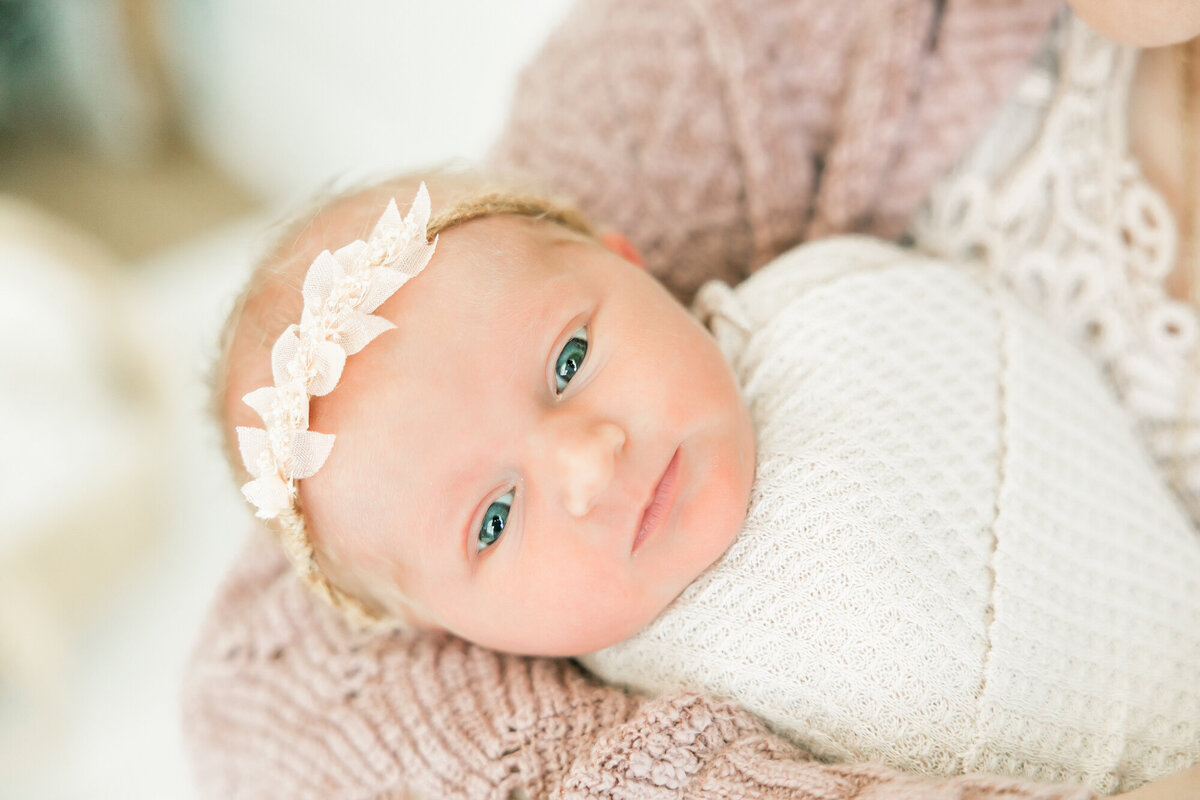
[183,534,1098,799]
[581,239,1200,795]
[488,0,1061,302]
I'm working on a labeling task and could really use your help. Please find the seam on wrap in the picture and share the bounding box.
[962,269,1007,772]
[684,0,768,265]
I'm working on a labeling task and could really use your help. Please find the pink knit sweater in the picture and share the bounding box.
[185,537,1093,799]
[489,0,1064,301]
[183,1,1089,798]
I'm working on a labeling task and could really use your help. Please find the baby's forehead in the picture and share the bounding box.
[332,215,590,396]
[438,213,582,274]
[398,216,593,313]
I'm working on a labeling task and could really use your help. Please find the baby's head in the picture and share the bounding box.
[219,172,755,656]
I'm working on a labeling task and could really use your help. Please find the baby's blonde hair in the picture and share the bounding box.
[214,168,595,627]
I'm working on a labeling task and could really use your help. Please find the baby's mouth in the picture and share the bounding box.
[633,447,682,553]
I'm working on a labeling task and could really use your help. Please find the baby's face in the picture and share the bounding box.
[304,215,755,656]
[1065,0,1200,45]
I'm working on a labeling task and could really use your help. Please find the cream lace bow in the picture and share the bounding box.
[236,184,437,519]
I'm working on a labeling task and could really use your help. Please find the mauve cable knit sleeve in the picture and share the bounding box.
[488,0,1062,302]
[182,536,1095,800]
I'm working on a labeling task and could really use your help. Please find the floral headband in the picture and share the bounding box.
[234,184,437,619]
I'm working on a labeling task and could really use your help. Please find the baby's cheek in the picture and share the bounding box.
[530,561,657,655]
[653,357,721,420]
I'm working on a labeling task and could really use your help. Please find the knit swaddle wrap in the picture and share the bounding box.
[578,238,1200,794]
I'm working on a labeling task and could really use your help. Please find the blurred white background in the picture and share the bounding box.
[0,1,571,797]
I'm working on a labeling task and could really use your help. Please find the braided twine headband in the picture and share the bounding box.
[235,183,439,626]
[236,183,595,627]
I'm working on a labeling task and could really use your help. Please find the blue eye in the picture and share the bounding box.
[554,327,588,394]
[477,490,513,552]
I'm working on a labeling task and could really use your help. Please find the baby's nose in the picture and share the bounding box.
[553,420,626,517]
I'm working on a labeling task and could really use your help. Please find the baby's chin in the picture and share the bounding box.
[573,526,750,657]
[442,583,688,658]
[459,608,659,658]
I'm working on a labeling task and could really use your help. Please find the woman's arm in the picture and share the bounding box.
[182,535,1095,800]
[487,0,1060,303]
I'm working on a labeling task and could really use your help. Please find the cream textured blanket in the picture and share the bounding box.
[578,238,1200,795]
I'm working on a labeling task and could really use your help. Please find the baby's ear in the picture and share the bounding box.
[600,231,646,269]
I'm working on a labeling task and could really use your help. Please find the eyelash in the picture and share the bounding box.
[553,326,589,394]
[474,325,593,555]
[476,490,514,552]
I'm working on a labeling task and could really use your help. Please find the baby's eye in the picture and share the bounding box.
[554,326,588,394]
[477,490,514,552]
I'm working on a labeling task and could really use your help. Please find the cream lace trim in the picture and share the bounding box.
[910,13,1200,522]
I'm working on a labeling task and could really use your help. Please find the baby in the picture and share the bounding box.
[220,174,1200,793]
[223,173,755,655]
